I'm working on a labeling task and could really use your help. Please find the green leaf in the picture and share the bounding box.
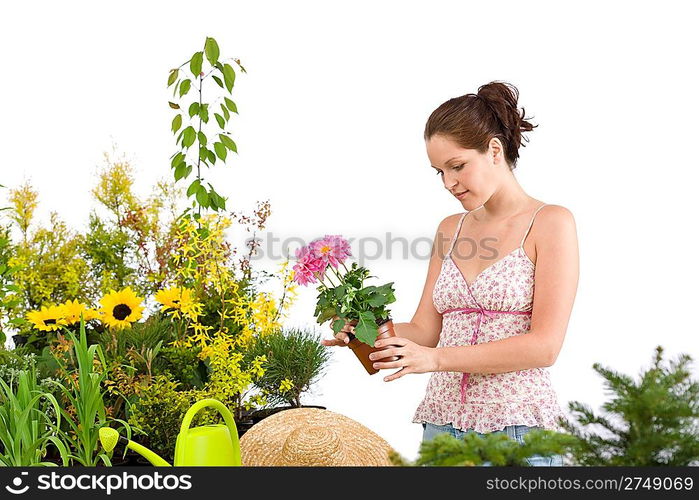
[214,113,225,129]
[188,102,200,118]
[206,149,216,164]
[214,142,227,161]
[224,97,238,114]
[174,163,188,181]
[167,69,179,86]
[212,75,224,88]
[204,37,220,66]
[179,79,191,97]
[168,101,180,110]
[219,134,237,153]
[172,156,186,171]
[189,51,204,77]
[332,319,345,335]
[210,189,226,210]
[220,103,230,121]
[196,189,209,207]
[171,114,182,134]
[198,131,207,146]
[187,180,201,197]
[182,126,196,148]
[367,293,387,307]
[223,63,236,92]
[354,311,379,346]
[200,103,209,123]
[209,192,219,210]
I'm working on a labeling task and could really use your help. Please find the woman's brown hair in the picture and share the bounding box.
[424,81,538,170]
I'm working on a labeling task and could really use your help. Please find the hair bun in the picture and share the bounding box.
[424,81,538,170]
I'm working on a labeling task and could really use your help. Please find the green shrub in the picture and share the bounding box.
[0,351,63,417]
[0,365,69,466]
[560,345,699,466]
[126,375,196,462]
[390,429,577,467]
[154,344,206,389]
[245,327,330,407]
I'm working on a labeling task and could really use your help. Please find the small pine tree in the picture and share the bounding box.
[560,345,699,465]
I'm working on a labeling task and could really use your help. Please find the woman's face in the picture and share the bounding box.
[426,134,500,209]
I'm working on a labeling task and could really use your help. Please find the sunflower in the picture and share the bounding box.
[99,287,145,330]
[62,299,101,325]
[154,286,201,319]
[26,304,68,332]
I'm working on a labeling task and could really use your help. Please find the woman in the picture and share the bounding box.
[323,81,579,466]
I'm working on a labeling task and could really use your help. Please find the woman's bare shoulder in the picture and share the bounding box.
[534,204,577,245]
[437,212,467,237]
[433,212,466,257]
[538,204,576,225]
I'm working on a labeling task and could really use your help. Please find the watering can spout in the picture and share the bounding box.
[126,439,172,466]
[98,427,171,466]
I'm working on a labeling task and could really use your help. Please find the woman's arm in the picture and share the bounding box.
[374,205,579,380]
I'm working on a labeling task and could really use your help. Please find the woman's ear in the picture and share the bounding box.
[489,137,505,165]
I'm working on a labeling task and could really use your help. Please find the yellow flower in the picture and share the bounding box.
[279,378,294,393]
[154,286,202,320]
[99,287,145,330]
[62,299,100,325]
[26,305,68,332]
[155,286,192,310]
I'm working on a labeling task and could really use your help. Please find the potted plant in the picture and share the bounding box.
[292,235,399,375]
[240,327,330,429]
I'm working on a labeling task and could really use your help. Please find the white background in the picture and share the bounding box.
[2,0,698,461]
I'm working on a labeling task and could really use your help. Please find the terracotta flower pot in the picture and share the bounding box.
[345,319,400,375]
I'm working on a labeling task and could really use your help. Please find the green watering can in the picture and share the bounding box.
[99,398,241,466]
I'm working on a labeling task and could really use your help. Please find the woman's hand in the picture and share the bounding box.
[320,315,354,347]
[370,337,439,382]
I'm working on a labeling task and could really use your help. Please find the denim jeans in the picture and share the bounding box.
[421,422,564,466]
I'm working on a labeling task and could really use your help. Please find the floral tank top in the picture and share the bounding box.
[412,203,567,434]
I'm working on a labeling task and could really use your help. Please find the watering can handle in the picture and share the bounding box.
[180,398,239,442]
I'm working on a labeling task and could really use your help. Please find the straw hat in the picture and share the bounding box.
[239,407,395,466]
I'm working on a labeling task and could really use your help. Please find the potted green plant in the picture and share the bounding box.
[292,235,399,375]
[241,327,330,429]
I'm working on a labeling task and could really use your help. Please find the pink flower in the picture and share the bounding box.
[309,235,351,269]
[292,245,326,286]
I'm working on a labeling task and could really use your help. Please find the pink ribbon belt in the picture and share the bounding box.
[442,306,532,404]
